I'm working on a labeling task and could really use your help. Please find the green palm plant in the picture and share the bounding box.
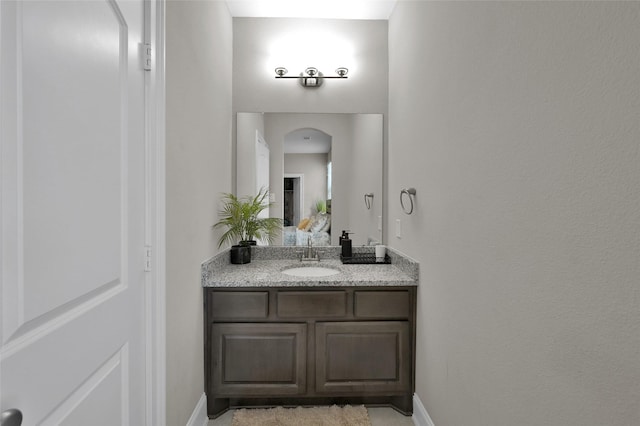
[213,187,282,248]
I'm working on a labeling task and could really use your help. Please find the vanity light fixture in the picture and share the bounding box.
[274,66,349,88]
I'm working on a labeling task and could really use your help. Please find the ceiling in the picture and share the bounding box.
[284,128,332,154]
[225,0,397,20]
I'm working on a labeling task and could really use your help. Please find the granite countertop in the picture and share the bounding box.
[202,246,419,288]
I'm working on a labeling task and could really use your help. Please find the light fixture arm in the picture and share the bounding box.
[274,67,348,80]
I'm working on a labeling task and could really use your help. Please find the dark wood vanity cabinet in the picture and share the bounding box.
[204,286,417,418]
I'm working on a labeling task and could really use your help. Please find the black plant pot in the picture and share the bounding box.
[230,245,251,264]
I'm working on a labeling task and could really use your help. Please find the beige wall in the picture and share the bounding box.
[165,1,232,424]
[389,2,640,425]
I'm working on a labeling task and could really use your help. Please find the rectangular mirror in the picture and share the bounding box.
[237,113,383,247]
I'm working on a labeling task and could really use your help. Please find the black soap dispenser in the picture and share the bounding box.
[340,230,352,258]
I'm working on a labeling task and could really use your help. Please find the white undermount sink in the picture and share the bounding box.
[281,266,341,277]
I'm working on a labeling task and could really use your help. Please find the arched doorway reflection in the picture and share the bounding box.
[282,128,332,246]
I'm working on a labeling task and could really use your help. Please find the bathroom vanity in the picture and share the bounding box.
[202,247,418,418]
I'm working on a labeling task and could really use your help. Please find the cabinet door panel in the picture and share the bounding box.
[209,291,269,319]
[277,290,347,318]
[211,323,306,396]
[354,290,410,318]
[316,321,410,394]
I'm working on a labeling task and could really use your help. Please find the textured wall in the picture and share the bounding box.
[388,1,640,425]
[165,1,232,424]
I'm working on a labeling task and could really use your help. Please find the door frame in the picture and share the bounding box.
[146,1,166,424]
[284,174,304,226]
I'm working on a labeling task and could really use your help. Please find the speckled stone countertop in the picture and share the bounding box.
[202,246,418,288]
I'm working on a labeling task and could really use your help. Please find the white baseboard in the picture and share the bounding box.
[412,393,435,426]
[186,393,208,426]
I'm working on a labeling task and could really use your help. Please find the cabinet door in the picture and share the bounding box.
[211,323,306,396]
[316,322,411,394]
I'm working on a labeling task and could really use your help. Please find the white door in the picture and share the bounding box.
[1,1,148,425]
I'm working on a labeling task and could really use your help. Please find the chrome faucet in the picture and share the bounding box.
[300,235,320,261]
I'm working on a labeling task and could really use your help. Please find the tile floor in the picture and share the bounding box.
[208,406,415,426]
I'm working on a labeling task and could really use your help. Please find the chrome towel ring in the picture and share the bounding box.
[364,193,374,210]
[400,188,417,215]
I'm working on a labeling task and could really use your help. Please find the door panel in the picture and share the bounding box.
[1,1,147,424]
[21,0,124,322]
[43,345,128,426]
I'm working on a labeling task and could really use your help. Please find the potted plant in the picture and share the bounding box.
[314,199,327,215]
[213,187,282,264]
